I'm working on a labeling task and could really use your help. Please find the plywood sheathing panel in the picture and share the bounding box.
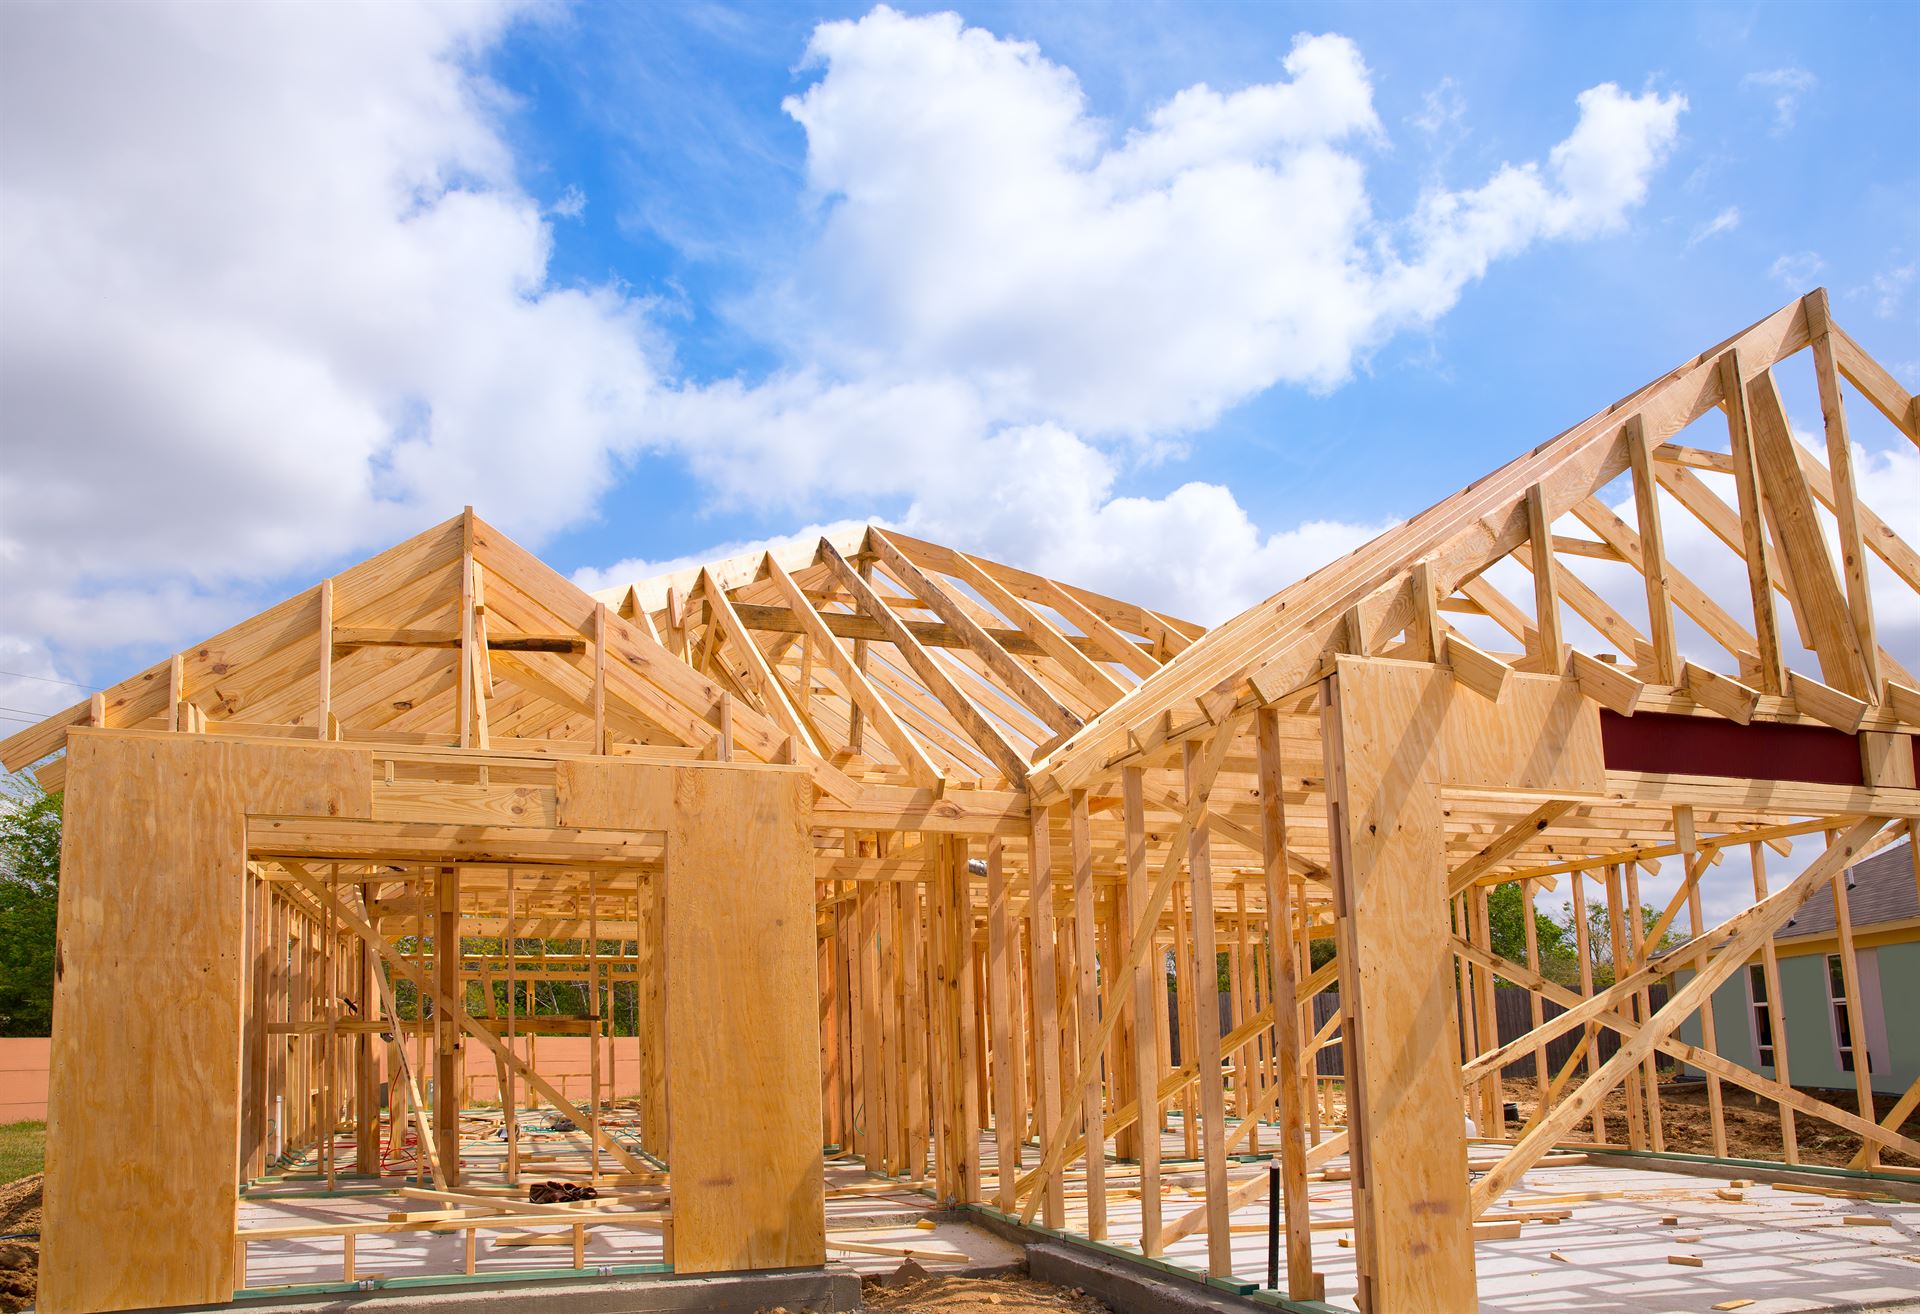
[1322,659,1477,1311]
[559,757,826,1273]
[40,732,371,1314]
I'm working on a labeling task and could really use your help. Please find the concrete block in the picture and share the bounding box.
[1027,1242,1278,1314]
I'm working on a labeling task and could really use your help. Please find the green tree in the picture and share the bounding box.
[0,774,62,1035]
[1485,882,1580,986]
[1574,897,1683,988]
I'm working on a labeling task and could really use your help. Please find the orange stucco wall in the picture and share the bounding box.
[0,1038,50,1123]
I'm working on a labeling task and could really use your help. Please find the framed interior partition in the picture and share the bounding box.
[39,729,823,1314]
[11,289,1918,1314]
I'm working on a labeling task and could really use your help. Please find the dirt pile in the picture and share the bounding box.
[756,1271,1111,1314]
[0,1173,40,1314]
[1499,1075,1920,1168]
[861,1272,1111,1313]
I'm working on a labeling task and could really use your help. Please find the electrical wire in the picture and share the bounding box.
[0,668,93,690]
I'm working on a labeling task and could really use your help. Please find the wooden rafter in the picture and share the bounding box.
[763,550,943,787]
[822,537,1030,783]
[941,544,1129,707]
[1747,368,1871,695]
[697,567,822,759]
[868,529,1083,738]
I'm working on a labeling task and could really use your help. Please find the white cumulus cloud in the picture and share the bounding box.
[0,1,1694,697]
[0,0,660,674]
[765,9,1686,442]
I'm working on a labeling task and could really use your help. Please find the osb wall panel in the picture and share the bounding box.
[560,758,825,1273]
[40,732,369,1314]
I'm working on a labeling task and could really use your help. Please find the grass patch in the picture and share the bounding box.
[0,1122,44,1186]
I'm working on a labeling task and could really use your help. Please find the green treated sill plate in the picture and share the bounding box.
[233,1262,674,1300]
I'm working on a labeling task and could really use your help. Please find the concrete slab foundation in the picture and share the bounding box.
[975,1130,1920,1314]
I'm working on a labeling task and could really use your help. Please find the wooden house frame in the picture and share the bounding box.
[7,287,1919,1312]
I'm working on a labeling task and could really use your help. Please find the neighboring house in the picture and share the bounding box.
[1674,839,1920,1097]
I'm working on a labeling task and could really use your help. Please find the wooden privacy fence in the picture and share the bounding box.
[1478,982,1672,1079]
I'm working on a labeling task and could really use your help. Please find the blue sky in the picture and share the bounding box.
[522,0,1918,568]
[0,0,1916,731]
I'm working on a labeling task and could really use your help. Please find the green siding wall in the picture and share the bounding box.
[1877,942,1920,1094]
[1673,969,1757,1071]
[1676,945,1917,1096]
[1715,973,1756,1071]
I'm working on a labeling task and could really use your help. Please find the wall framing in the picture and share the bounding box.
[8,288,1920,1312]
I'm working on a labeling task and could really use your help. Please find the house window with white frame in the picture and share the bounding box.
[1825,953,1859,1074]
[1747,962,1774,1067]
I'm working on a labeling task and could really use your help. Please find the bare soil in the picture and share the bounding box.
[756,1270,1110,1314]
[0,1173,40,1314]
[1497,1075,1920,1168]
[861,1272,1110,1313]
